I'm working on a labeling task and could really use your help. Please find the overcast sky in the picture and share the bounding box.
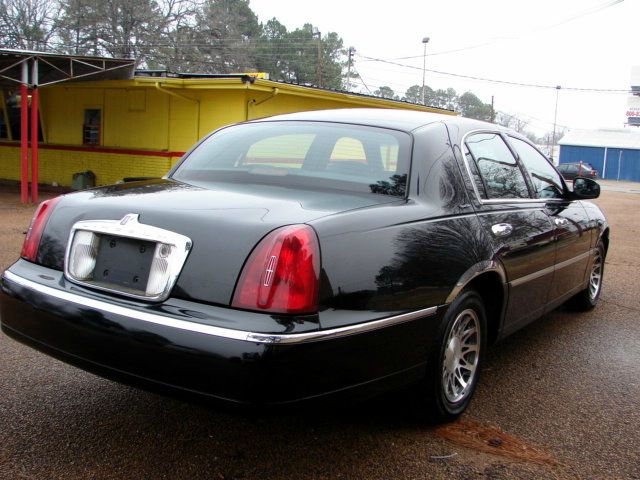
[249,0,636,136]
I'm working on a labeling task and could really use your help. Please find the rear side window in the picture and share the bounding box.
[173,121,411,197]
[465,132,530,200]
[509,137,564,199]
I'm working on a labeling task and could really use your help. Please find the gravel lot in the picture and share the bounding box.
[0,182,638,480]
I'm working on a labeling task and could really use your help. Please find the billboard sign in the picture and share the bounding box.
[627,94,640,126]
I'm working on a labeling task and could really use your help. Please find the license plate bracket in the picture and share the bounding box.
[93,235,156,292]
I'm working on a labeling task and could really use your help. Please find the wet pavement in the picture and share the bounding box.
[0,185,638,479]
[594,179,640,194]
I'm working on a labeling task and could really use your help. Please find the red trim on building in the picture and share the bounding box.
[0,142,185,158]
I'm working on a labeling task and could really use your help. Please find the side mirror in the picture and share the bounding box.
[571,177,600,199]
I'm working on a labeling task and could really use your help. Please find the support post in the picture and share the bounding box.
[20,61,29,203]
[30,59,39,203]
[30,87,38,203]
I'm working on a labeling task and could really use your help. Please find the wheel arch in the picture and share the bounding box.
[599,227,610,257]
[446,261,507,346]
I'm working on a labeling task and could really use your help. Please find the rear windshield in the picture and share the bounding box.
[171,121,412,197]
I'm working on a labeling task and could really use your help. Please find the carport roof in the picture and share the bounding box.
[0,48,135,88]
[559,128,640,150]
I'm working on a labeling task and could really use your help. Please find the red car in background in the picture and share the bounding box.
[557,162,598,181]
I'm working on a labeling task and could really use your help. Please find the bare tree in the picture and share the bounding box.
[0,0,61,51]
[496,112,529,133]
[98,0,163,62]
[147,0,199,70]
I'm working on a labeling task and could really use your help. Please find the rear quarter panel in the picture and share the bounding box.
[312,123,494,329]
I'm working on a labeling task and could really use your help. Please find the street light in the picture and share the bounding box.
[312,27,323,87]
[421,36,430,105]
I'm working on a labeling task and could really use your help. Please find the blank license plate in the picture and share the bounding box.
[93,235,156,291]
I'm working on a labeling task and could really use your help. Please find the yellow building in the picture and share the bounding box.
[0,54,452,189]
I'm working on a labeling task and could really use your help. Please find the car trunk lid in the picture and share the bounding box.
[37,179,401,305]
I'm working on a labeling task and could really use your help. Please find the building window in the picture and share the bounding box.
[83,109,101,145]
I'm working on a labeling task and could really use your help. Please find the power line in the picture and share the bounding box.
[8,36,341,49]
[496,110,570,131]
[351,66,372,94]
[363,0,625,61]
[356,54,631,93]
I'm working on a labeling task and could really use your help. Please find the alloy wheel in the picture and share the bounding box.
[589,249,603,300]
[442,308,480,403]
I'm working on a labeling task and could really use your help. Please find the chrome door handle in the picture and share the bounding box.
[554,217,568,226]
[491,223,513,237]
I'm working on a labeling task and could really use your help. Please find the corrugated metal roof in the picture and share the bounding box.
[559,128,640,150]
[133,68,456,113]
[0,48,135,87]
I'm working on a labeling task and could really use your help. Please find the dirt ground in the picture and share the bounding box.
[0,181,638,480]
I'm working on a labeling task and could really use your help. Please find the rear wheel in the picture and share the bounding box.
[568,241,605,311]
[415,289,487,423]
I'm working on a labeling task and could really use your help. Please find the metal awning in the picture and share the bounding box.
[0,49,135,204]
[0,48,135,87]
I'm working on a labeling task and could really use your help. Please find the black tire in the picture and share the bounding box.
[414,289,487,424]
[567,241,605,311]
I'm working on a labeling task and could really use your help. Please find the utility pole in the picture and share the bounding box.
[551,85,561,160]
[313,28,323,87]
[346,47,355,91]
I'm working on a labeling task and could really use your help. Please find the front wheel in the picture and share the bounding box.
[415,289,487,424]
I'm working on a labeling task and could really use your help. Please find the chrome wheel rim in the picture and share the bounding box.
[589,249,603,300]
[442,308,480,403]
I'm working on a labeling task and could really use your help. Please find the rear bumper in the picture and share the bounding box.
[0,261,442,405]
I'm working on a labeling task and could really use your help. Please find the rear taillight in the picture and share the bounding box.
[21,196,62,262]
[232,225,320,314]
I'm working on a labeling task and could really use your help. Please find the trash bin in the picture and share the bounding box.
[71,171,96,190]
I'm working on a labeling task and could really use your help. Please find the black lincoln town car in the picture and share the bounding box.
[0,109,608,422]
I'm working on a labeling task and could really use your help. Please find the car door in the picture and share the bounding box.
[463,131,556,336]
[508,137,592,305]
[563,164,579,181]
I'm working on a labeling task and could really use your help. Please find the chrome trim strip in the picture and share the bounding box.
[510,265,555,288]
[475,207,545,216]
[509,250,593,288]
[476,198,549,205]
[2,271,438,345]
[554,250,592,271]
[246,306,438,344]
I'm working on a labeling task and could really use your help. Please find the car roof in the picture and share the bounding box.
[250,108,507,134]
